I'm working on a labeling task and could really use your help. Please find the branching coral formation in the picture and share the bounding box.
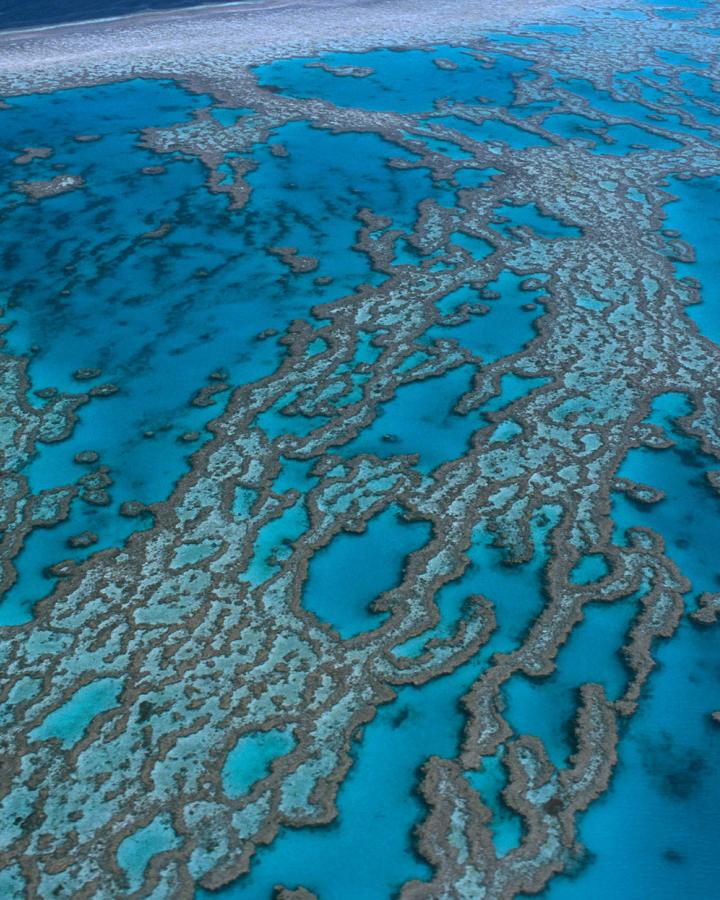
[1,0,719,896]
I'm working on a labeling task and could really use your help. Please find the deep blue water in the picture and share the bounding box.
[0,0,250,32]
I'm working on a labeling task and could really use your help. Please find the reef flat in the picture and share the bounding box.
[1,0,719,897]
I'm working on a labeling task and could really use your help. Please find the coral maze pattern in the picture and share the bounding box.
[1,1,720,898]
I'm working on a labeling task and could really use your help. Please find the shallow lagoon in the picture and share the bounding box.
[255,47,535,114]
[303,505,432,637]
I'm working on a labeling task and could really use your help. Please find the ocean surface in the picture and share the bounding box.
[1,0,719,897]
[0,0,250,32]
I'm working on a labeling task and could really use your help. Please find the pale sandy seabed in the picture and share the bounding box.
[0,0,636,93]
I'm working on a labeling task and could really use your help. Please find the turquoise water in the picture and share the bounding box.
[481,373,551,414]
[504,586,639,769]
[490,202,582,240]
[255,47,534,113]
[655,9,702,20]
[613,393,720,598]
[302,505,432,638]
[28,677,124,748]
[116,814,181,892]
[661,174,720,345]
[545,373,720,900]
[526,23,582,35]
[560,76,670,127]
[223,730,297,798]
[206,507,560,899]
[396,508,559,658]
[544,620,720,900]
[430,114,551,148]
[543,110,682,153]
[423,270,549,361]
[655,48,707,68]
[570,553,609,584]
[547,392,720,898]
[203,654,484,900]
[335,364,478,472]
[454,165,503,189]
[465,752,524,856]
